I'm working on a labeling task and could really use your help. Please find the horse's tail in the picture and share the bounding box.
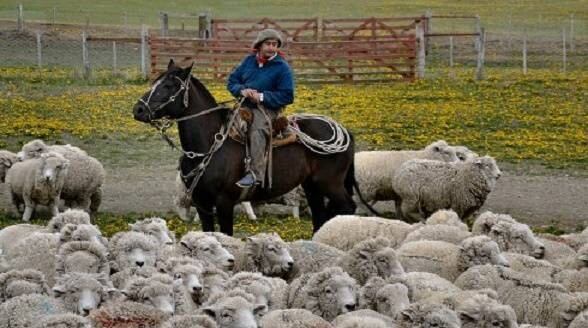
[344,139,382,217]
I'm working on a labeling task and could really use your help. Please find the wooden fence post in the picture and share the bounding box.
[562,28,567,73]
[17,4,24,32]
[476,28,485,80]
[416,23,426,78]
[474,15,481,52]
[522,35,527,75]
[82,31,90,79]
[199,12,212,38]
[316,16,323,41]
[424,10,432,55]
[36,31,42,68]
[141,25,148,79]
[569,13,575,52]
[112,41,117,75]
[160,12,169,37]
[52,7,56,26]
[449,36,454,67]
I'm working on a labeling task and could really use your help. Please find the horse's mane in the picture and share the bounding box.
[189,75,218,107]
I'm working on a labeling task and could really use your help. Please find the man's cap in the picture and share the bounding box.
[252,28,284,49]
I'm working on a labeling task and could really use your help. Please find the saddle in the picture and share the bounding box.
[228,108,298,147]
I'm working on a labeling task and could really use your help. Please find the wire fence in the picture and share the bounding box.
[0,6,585,81]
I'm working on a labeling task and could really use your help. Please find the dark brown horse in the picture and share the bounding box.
[133,60,357,235]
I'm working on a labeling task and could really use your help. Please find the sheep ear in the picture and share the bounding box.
[400,309,414,321]
[359,250,370,259]
[180,241,192,252]
[202,306,217,319]
[433,146,440,152]
[459,311,479,322]
[254,303,268,316]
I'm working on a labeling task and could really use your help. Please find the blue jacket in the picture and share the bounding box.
[227,54,294,111]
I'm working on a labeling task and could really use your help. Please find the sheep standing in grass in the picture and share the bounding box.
[286,267,359,321]
[178,232,235,272]
[313,215,422,251]
[260,309,333,328]
[394,156,501,221]
[398,236,509,282]
[6,152,70,221]
[0,150,18,183]
[108,231,159,273]
[18,139,105,214]
[354,140,459,210]
[473,212,546,259]
[234,233,294,278]
[0,269,50,302]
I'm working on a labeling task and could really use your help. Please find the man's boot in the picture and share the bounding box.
[236,130,266,188]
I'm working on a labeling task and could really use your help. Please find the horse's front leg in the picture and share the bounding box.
[216,196,235,236]
[196,205,215,232]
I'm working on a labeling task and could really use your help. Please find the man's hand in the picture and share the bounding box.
[240,88,261,103]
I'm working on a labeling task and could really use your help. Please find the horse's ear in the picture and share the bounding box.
[179,62,194,79]
[167,59,176,70]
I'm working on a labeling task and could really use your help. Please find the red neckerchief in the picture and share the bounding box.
[254,50,285,66]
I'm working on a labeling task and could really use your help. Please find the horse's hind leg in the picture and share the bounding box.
[302,181,327,233]
[325,186,356,219]
[197,205,215,232]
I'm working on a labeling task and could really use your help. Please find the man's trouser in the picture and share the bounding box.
[246,105,279,185]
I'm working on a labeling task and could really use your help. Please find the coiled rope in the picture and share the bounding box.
[288,114,351,155]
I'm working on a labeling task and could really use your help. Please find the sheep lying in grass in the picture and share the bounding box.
[313,215,423,251]
[0,269,50,302]
[201,289,268,328]
[234,233,294,278]
[178,232,235,272]
[0,294,67,328]
[396,302,461,328]
[260,309,333,328]
[0,150,18,183]
[108,231,159,273]
[472,211,546,259]
[398,236,509,282]
[18,139,105,214]
[6,152,70,221]
[52,272,114,316]
[354,140,459,209]
[393,155,501,221]
[286,267,359,321]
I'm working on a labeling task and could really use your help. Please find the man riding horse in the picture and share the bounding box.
[227,28,294,188]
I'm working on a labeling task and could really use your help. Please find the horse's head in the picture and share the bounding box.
[133,59,193,123]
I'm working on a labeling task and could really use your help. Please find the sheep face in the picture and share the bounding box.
[130,217,175,245]
[247,234,294,277]
[18,139,48,160]
[473,156,502,188]
[124,277,176,315]
[315,274,358,319]
[376,283,410,319]
[60,224,107,247]
[125,246,157,268]
[203,296,267,328]
[425,140,459,163]
[53,274,112,316]
[458,236,510,271]
[374,248,405,278]
[36,153,69,187]
[181,236,235,271]
[458,296,518,328]
[173,265,204,303]
[490,221,545,259]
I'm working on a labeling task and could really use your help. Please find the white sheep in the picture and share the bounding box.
[354,140,459,211]
[160,315,218,328]
[286,240,345,280]
[560,228,588,251]
[58,223,108,247]
[18,139,105,214]
[387,271,461,302]
[455,293,518,328]
[260,309,333,328]
[52,272,115,316]
[403,224,473,245]
[425,209,469,231]
[6,152,70,221]
[554,268,588,293]
[286,266,359,321]
[6,231,60,286]
[503,252,562,282]
[200,265,230,304]
[55,241,109,277]
[313,215,423,251]
[452,145,478,162]
[34,313,90,328]
[0,150,18,183]
[331,309,396,328]
[109,266,158,290]
[538,237,578,268]
[165,258,205,313]
[178,232,235,272]
[473,211,546,259]
[0,269,50,302]
[224,272,274,310]
[121,273,176,315]
[129,217,175,245]
[570,309,588,328]
[234,232,294,278]
[0,294,67,328]
[201,289,268,328]
[359,277,410,319]
[396,302,461,328]
[394,155,501,221]
[108,231,159,273]
[0,249,8,273]
[398,236,509,282]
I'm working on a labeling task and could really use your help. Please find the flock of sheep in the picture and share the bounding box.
[0,139,586,327]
